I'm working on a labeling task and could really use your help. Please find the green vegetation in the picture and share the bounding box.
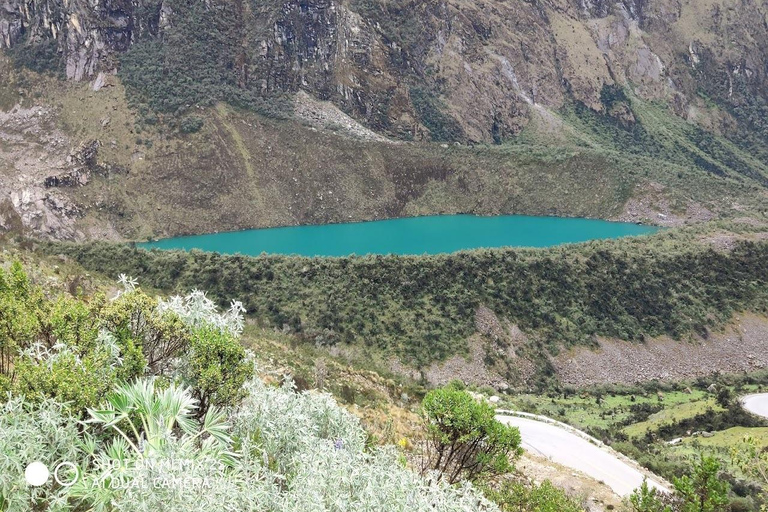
[630,480,676,512]
[673,457,730,512]
[731,435,768,489]
[695,52,768,156]
[46,234,768,370]
[118,0,291,120]
[6,38,63,76]
[629,457,730,512]
[483,480,585,512]
[508,373,768,510]
[516,91,768,190]
[0,262,253,416]
[0,260,594,511]
[179,115,205,134]
[409,86,465,142]
[420,384,521,483]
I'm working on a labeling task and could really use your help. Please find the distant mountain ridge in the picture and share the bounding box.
[2,0,766,144]
[0,0,766,241]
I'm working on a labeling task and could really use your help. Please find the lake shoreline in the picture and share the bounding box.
[138,213,660,257]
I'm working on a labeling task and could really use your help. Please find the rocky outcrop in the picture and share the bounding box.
[1,0,766,143]
[0,105,88,239]
[0,0,159,79]
[554,314,768,387]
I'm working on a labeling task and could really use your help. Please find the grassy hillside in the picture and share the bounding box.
[1,53,767,241]
[52,84,768,240]
[44,223,768,377]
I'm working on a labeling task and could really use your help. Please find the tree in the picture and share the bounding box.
[629,480,675,512]
[715,388,734,408]
[672,457,729,512]
[420,385,521,483]
[484,480,584,512]
[630,458,730,512]
[183,326,254,416]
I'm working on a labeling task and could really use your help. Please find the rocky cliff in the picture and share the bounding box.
[0,0,767,240]
[2,0,767,143]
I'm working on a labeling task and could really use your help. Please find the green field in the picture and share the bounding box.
[500,375,768,506]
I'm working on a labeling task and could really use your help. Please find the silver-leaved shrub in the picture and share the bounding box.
[1,376,498,511]
[0,397,84,512]
[1,273,496,512]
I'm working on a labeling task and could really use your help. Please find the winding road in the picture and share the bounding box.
[742,393,768,419]
[496,413,667,497]
[495,394,768,497]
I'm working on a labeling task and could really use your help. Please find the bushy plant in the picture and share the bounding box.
[483,480,585,512]
[12,346,118,414]
[629,458,730,512]
[420,385,521,483]
[1,375,499,511]
[156,290,246,336]
[0,264,253,418]
[731,436,768,487]
[182,325,253,414]
[630,480,676,512]
[180,116,204,134]
[227,377,500,511]
[65,378,239,511]
[48,238,768,369]
[117,0,292,120]
[0,261,42,381]
[673,457,729,512]
[0,265,499,511]
[0,397,84,512]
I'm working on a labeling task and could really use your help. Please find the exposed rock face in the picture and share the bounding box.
[554,314,768,387]
[0,105,87,239]
[0,0,152,79]
[44,140,102,188]
[1,0,766,143]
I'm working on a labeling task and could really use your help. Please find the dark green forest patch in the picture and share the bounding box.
[45,234,768,369]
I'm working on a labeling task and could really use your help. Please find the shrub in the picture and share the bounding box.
[409,86,464,142]
[182,325,254,414]
[180,116,204,134]
[0,375,499,511]
[117,0,292,120]
[0,265,252,418]
[7,38,63,75]
[731,435,768,487]
[420,386,521,483]
[0,266,498,511]
[12,347,118,414]
[227,377,500,511]
[629,480,676,512]
[0,397,83,511]
[629,458,730,512]
[46,239,768,370]
[483,480,585,512]
[673,457,730,512]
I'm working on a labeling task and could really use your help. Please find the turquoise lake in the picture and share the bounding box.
[139,215,659,257]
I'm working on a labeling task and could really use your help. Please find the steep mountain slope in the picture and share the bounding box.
[1,0,767,239]
[2,0,767,143]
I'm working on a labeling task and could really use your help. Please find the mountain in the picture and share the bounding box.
[3,0,768,143]
[0,0,767,240]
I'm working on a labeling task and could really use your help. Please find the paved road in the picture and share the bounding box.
[497,415,666,497]
[742,393,768,419]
